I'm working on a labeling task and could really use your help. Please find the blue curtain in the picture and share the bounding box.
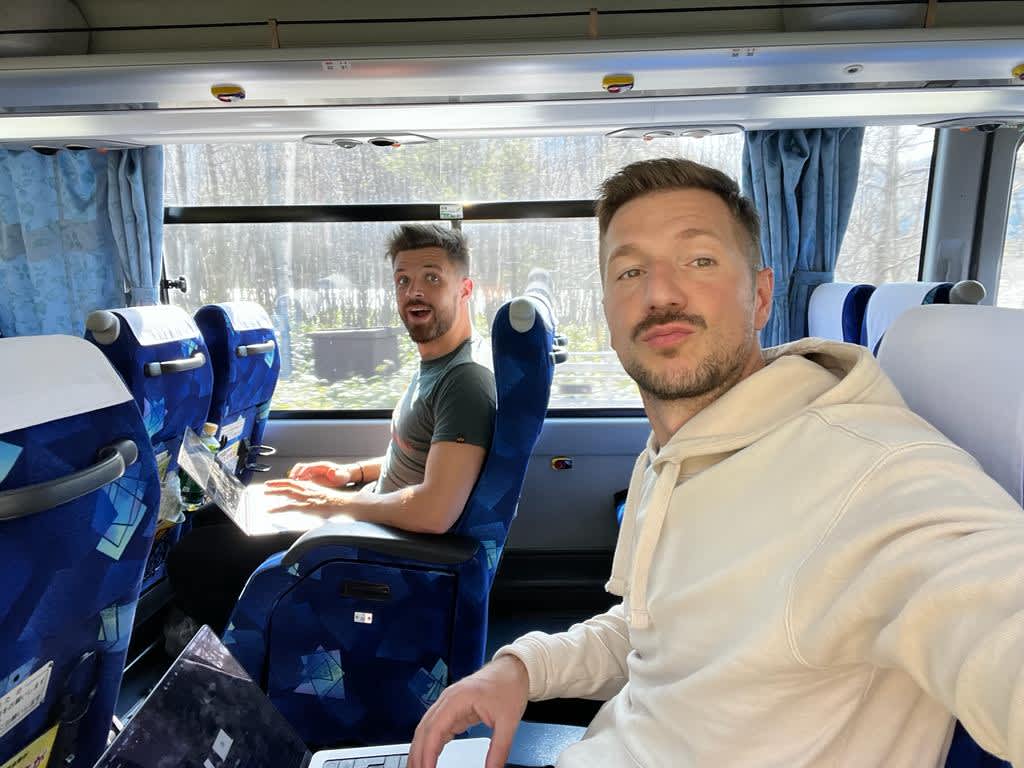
[742,128,864,346]
[0,146,163,337]
[108,147,164,306]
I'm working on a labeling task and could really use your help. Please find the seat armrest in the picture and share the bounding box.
[282,520,479,568]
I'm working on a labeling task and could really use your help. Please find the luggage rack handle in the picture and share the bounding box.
[236,341,275,358]
[144,351,206,377]
[0,439,138,521]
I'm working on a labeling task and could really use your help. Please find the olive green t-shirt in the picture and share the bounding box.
[375,337,496,494]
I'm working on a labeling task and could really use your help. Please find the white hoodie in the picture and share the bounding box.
[496,339,1024,767]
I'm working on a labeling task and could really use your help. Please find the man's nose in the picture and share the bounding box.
[644,260,689,310]
[407,277,426,297]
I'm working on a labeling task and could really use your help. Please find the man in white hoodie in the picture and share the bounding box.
[408,158,1024,768]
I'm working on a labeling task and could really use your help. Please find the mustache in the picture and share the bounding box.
[632,309,707,341]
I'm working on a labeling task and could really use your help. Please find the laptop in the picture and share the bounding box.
[97,625,489,768]
[178,428,350,536]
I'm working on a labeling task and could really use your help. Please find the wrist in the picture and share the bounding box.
[351,462,365,485]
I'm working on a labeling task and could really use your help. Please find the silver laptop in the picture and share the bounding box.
[97,625,489,768]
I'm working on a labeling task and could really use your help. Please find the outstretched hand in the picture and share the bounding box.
[263,478,351,515]
[286,461,352,487]
[409,656,530,768]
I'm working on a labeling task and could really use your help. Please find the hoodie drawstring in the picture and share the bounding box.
[624,460,682,629]
[605,450,684,629]
[606,452,649,598]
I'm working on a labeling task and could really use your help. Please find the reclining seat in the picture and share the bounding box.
[807,282,875,344]
[194,302,281,482]
[878,304,1018,768]
[223,285,558,748]
[0,335,160,768]
[85,304,213,590]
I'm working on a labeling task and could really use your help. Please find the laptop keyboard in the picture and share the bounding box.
[322,757,408,768]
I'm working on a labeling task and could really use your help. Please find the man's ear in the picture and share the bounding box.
[753,267,773,332]
[461,276,474,301]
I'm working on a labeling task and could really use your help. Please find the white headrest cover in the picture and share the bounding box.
[877,304,1024,505]
[864,282,946,352]
[808,283,861,342]
[220,302,273,332]
[0,336,132,435]
[116,305,201,346]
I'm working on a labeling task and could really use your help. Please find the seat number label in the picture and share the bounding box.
[354,612,374,625]
[0,661,52,739]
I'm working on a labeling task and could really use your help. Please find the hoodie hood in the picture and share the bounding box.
[606,338,907,629]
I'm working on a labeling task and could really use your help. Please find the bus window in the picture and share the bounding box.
[835,126,934,285]
[998,138,1024,308]
[163,134,743,412]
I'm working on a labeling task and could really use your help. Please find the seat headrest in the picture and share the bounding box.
[0,335,132,435]
[86,305,201,347]
[210,302,274,332]
[877,304,1024,505]
[808,282,875,344]
[863,282,953,352]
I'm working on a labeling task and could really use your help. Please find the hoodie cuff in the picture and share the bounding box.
[493,632,552,701]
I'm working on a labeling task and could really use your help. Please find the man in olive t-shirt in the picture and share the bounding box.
[376,334,495,494]
[166,224,495,644]
[265,222,496,532]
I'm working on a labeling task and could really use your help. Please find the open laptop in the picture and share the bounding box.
[97,625,489,768]
[178,428,350,536]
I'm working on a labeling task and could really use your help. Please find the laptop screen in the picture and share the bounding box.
[96,626,311,768]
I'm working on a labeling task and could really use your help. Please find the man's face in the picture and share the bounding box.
[602,188,773,401]
[393,247,468,343]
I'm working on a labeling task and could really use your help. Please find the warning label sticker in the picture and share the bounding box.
[0,662,52,740]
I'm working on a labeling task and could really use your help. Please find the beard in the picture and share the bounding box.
[621,308,754,401]
[401,301,455,343]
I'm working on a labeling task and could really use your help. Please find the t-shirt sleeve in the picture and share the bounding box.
[431,363,497,449]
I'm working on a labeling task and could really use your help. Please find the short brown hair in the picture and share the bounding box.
[596,158,762,280]
[386,224,470,275]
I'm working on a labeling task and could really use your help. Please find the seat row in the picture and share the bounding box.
[808,279,986,352]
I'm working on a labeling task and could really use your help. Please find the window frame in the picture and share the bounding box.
[162,199,646,420]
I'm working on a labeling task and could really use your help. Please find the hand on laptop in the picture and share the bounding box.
[263,478,353,516]
[287,461,354,487]
[409,655,530,768]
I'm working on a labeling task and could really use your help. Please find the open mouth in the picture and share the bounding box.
[406,305,433,320]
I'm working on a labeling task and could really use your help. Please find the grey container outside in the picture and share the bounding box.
[308,327,402,382]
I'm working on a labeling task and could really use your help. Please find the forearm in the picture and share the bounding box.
[339,483,450,534]
[494,604,631,702]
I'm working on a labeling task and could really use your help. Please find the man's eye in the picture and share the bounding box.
[427,274,440,283]
[618,268,643,281]
[396,276,409,287]
[693,257,716,268]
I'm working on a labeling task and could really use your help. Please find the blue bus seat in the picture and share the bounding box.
[807,282,875,344]
[879,303,1021,768]
[85,305,214,590]
[223,287,557,748]
[194,302,281,483]
[0,335,160,768]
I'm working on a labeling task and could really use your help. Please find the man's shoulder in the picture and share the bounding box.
[437,358,496,402]
[809,401,969,462]
[436,338,495,388]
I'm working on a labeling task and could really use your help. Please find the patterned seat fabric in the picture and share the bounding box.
[194,302,281,483]
[0,336,160,768]
[86,305,213,590]
[223,290,556,748]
